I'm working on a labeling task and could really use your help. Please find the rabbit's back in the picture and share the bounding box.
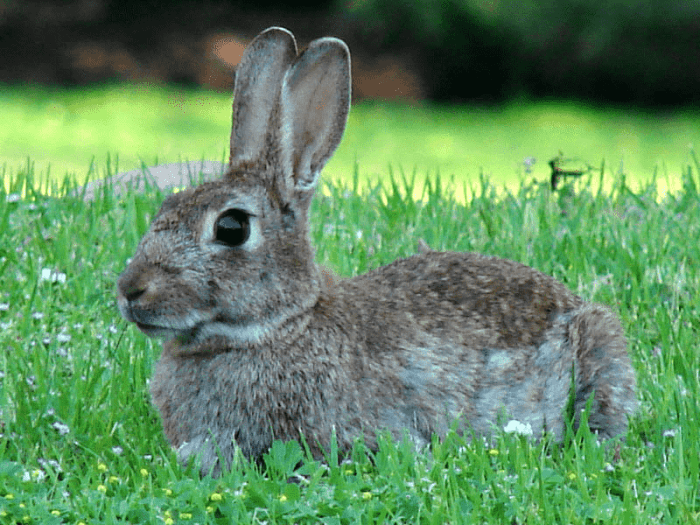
[313,251,586,441]
[328,251,633,443]
[344,251,582,349]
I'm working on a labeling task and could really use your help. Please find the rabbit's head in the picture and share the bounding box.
[117,27,351,351]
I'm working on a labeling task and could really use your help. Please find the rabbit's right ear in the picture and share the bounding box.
[279,37,351,193]
[229,27,298,166]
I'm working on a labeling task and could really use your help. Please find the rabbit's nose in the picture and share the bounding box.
[117,268,149,303]
[122,285,146,303]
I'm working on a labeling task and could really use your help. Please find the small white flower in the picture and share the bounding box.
[6,193,21,203]
[24,469,46,482]
[0,302,9,311]
[232,486,247,498]
[111,446,124,455]
[38,458,62,472]
[0,322,10,330]
[503,420,533,436]
[52,421,70,435]
[108,325,118,334]
[40,268,66,284]
[33,312,45,320]
[56,333,71,343]
[662,429,678,438]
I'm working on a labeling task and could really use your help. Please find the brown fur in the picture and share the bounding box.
[117,27,637,476]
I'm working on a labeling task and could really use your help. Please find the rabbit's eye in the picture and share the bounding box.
[215,209,250,247]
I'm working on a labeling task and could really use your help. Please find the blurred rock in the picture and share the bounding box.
[79,160,227,201]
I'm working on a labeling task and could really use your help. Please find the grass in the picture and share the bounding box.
[2,83,700,198]
[1,157,699,524]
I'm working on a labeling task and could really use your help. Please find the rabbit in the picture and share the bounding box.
[117,27,637,477]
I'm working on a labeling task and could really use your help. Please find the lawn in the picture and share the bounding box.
[2,83,699,198]
[0,155,699,523]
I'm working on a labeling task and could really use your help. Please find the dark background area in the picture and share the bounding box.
[2,0,699,106]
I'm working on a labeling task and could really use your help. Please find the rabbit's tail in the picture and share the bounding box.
[570,304,638,439]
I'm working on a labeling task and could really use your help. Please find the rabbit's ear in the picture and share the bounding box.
[229,27,298,166]
[279,37,351,192]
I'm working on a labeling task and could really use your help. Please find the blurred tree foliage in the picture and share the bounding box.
[343,0,700,105]
[1,0,698,105]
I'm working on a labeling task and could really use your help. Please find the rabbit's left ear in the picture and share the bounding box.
[279,37,351,192]
[229,27,298,169]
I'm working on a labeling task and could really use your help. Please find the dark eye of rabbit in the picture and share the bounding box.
[215,209,250,247]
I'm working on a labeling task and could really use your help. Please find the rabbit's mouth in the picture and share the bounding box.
[135,321,181,339]
[121,302,199,340]
[135,320,201,344]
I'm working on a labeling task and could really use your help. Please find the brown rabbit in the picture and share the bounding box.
[117,27,637,476]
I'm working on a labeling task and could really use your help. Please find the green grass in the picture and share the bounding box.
[2,84,700,197]
[1,159,699,523]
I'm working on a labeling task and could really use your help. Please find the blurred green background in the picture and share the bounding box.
[1,0,699,196]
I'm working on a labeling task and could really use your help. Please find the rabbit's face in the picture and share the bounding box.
[117,172,322,351]
[118,27,350,353]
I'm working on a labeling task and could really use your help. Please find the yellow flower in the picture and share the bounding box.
[568,472,577,481]
[489,448,499,456]
[140,468,149,478]
[51,510,60,517]
[163,488,173,496]
[210,492,223,502]
[362,491,372,500]
[206,506,214,513]
[4,494,14,500]
[97,484,107,493]
[97,462,108,472]
[164,518,174,525]
[279,494,288,502]
[108,476,120,484]
[179,512,193,519]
